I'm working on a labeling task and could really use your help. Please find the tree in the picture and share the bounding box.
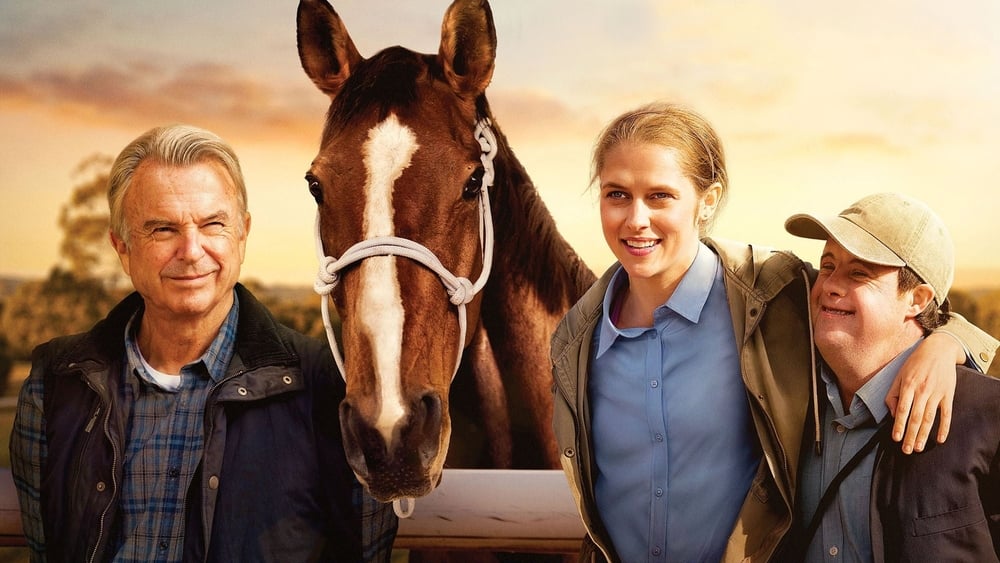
[0,269,126,359]
[948,289,980,327]
[972,289,1000,378]
[1,154,132,360]
[57,154,126,287]
[0,302,12,395]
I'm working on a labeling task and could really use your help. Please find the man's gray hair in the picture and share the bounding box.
[108,124,247,244]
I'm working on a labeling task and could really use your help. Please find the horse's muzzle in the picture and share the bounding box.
[339,390,446,501]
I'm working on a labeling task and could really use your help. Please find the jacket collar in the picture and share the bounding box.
[231,283,300,370]
[49,283,299,376]
[704,237,804,341]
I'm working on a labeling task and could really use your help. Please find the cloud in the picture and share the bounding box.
[0,61,328,146]
[803,132,903,157]
[488,89,603,144]
[0,4,106,68]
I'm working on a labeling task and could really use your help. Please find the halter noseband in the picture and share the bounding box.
[313,118,498,384]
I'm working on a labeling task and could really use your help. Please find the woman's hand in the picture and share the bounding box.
[886,332,963,454]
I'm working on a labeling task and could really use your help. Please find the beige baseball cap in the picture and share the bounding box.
[785,192,954,301]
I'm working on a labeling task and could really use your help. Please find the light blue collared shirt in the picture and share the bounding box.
[797,342,919,563]
[589,243,760,562]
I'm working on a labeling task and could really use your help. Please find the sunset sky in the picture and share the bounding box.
[2,1,998,288]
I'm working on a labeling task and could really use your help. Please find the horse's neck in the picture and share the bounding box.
[488,145,596,314]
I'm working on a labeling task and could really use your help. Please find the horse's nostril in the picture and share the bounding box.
[417,392,442,464]
[338,400,371,479]
[339,399,356,430]
[418,393,441,427]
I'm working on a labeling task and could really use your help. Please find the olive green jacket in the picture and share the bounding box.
[550,238,997,563]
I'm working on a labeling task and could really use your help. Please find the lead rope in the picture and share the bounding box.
[313,118,498,519]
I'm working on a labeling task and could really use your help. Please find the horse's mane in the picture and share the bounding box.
[478,99,596,312]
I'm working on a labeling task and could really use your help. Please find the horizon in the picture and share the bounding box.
[2,267,999,294]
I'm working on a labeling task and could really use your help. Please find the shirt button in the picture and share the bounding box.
[168,467,180,478]
[652,547,662,556]
[829,545,839,556]
[655,433,663,442]
[650,380,658,388]
[835,423,846,433]
[159,541,169,551]
[209,475,220,490]
[655,488,663,497]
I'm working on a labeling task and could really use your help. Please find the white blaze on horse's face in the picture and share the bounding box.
[358,113,419,446]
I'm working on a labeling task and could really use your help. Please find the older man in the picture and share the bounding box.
[783,192,1000,562]
[10,124,396,562]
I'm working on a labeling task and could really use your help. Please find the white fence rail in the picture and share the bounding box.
[395,469,584,553]
[0,467,585,552]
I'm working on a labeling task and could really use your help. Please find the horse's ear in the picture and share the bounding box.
[438,0,497,99]
[297,0,363,99]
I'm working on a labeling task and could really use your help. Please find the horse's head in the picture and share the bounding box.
[297,0,498,501]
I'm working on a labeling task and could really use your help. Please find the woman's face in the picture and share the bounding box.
[599,142,715,287]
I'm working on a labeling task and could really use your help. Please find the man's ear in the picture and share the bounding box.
[110,230,131,276]
[238,213,252,264]
[907,283,936,318]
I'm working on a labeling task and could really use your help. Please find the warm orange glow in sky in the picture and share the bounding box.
[2,1,998,287]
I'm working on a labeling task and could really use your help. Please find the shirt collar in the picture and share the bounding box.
[663,241,717,324]
[124,291,240,389]
[596,242,718,358]
[820,339,921,425]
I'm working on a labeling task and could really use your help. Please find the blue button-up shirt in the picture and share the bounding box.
[115,297,238,563]
[590,243,760,562]
[797,342,919,563]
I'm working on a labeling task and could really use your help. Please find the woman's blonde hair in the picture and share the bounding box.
[592,102,729,235]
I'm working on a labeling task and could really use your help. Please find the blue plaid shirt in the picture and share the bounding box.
[113,298,238,563]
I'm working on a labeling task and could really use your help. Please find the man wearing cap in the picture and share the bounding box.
[781,192,1000,562]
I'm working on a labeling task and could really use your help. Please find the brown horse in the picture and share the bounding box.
[297,0,595,503]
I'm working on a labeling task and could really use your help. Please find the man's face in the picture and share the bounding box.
[111,159,249,324]
[811,240,921,370]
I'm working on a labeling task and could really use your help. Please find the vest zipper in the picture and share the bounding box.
[84,407,101,433]
[86,387,119,563]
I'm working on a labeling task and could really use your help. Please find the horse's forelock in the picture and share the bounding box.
[324,47,432,133]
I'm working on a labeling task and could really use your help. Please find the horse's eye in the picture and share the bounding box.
[306,175,323,204]
[463,167,484,200]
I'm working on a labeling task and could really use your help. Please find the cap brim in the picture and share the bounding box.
[785,213,905,267]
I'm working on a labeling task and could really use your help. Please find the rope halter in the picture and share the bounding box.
[312,119,498,518]
[313,118,496,381]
